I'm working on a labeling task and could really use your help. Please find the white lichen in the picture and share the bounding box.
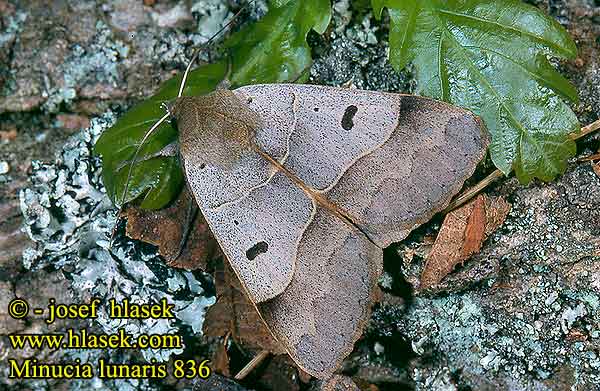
[20,112,215,368]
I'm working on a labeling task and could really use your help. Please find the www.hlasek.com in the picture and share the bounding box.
[6,297,211,380]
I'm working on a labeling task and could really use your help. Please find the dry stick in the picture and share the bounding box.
[571,118,600,141]
[579,153,600,162]
[444,118,600,213]
[234,350,270,381]
[443,169,504,213]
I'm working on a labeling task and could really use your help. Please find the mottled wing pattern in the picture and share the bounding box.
[258,209,382,378]
[201,172,315,303]
[242,85,403,191]
[239,85,489,248]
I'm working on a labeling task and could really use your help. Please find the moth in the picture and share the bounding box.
[120,82,489,379]
[117,24,489,382]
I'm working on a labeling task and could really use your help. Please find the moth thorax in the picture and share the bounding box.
[171,93,261,169]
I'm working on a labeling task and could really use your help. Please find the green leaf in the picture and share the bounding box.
[94,0,332,209]
[374,0,580,183]
[227,0,332,85]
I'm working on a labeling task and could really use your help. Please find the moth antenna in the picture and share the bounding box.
[110,1,253,249]
[123,0,254,204]
[178,0,255,97]
[107,112,170,250]
[108,111,169,250]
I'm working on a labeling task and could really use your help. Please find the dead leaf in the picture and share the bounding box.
[353,379,380,391]
[212,342,231,377]
[251,355,302,391]
[461,195,486,257]
[420,194,511,290]
[203,258,284,354]
[125,188,218,270]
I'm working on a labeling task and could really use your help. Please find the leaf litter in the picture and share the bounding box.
[16,0,600,389]
[124,187,218,270]
[420,194,511,291]
[203,258,285,355]
[18,113,215,390]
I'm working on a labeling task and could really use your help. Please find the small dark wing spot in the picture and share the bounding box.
[341,105,358,130]
[199,163,206,169]
[313,107,319,112]
[247,97,253,104]
[246,241,268,260]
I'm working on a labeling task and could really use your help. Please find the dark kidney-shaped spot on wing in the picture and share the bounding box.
[341,105,358,130]
[246,241,269,260]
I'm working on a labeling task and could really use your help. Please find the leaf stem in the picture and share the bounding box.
[443,169,504,213]
[234,350,270,380]
[571,118,600,141]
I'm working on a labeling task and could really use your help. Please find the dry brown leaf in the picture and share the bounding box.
[203,258,284,354]
[578,145,600,178]
[352,376,381,391]
[420,194,511,290]
[251,355,302,391]
[461,195,486,257]
[212,342,231,377]
[125,188,218,270]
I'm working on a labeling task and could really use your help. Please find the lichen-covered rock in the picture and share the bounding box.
[0,0,241,115]
[8,114,215,390]
[371,163,600,390]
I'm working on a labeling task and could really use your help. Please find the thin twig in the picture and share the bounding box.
[443,169,504,213]
[444,118,600,213]
[234,350,270,381]
[571,118,600,141]
[578,153,600,162]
